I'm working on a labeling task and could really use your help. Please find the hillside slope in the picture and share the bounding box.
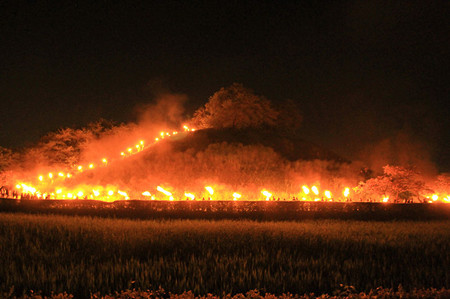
[169,127,348,163]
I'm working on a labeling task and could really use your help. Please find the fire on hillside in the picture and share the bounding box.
[3,124,449,204]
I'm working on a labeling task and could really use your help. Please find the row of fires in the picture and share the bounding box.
[7,125,450,204]
[11,183,449,203]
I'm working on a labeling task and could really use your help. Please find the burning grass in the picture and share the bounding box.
[0,213,448,297]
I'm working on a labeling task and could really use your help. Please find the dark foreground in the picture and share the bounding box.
[1,199,450,220]
[0,213,449,298]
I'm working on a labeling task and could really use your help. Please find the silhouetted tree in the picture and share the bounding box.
[355,165,426,202]
[191,83,278,129]
[23,119,118,168]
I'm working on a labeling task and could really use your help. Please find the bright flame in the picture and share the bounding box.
[383,196,389,203]
[92,190,100,197]
[142,191,151,197]
[89,164,94,169]
[48,173,53,179]
[38,175,43,182]
[311,186,319,195]
[108,190,114,196]
[431,194,438,201]
[118,190,129,199]
[185,193,195,200]
[157,186,172,197]
[343,187,350,198]
[205,186,214,195]
[261,190,272,200]
[324,190,332,199]
[232,192,241,200]
[302,185,310,195]
[20,184,36,194]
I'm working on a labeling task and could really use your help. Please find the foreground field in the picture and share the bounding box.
[2,199,450,221]
[0,213,449,298]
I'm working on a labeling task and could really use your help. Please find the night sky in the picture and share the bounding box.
[1,1,449,170]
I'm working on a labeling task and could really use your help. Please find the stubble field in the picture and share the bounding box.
[0,213,449,298]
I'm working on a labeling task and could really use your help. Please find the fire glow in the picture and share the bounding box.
[5,124,450,203]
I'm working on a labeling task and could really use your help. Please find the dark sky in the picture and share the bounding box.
[1,1,449,170]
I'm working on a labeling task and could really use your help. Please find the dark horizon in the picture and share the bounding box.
[1,1,448,171]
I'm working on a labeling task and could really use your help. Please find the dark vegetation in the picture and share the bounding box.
[2,287,450,298]
[0,213,449,298]
[1,199,450,221]
[171,127,347,163]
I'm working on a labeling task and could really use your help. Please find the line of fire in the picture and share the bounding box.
[2,124,449,204]
[1,84,449,204]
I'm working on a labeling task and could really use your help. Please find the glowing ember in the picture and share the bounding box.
[232,192,241,200]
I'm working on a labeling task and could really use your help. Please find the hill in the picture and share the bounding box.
[169,127,349,163]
